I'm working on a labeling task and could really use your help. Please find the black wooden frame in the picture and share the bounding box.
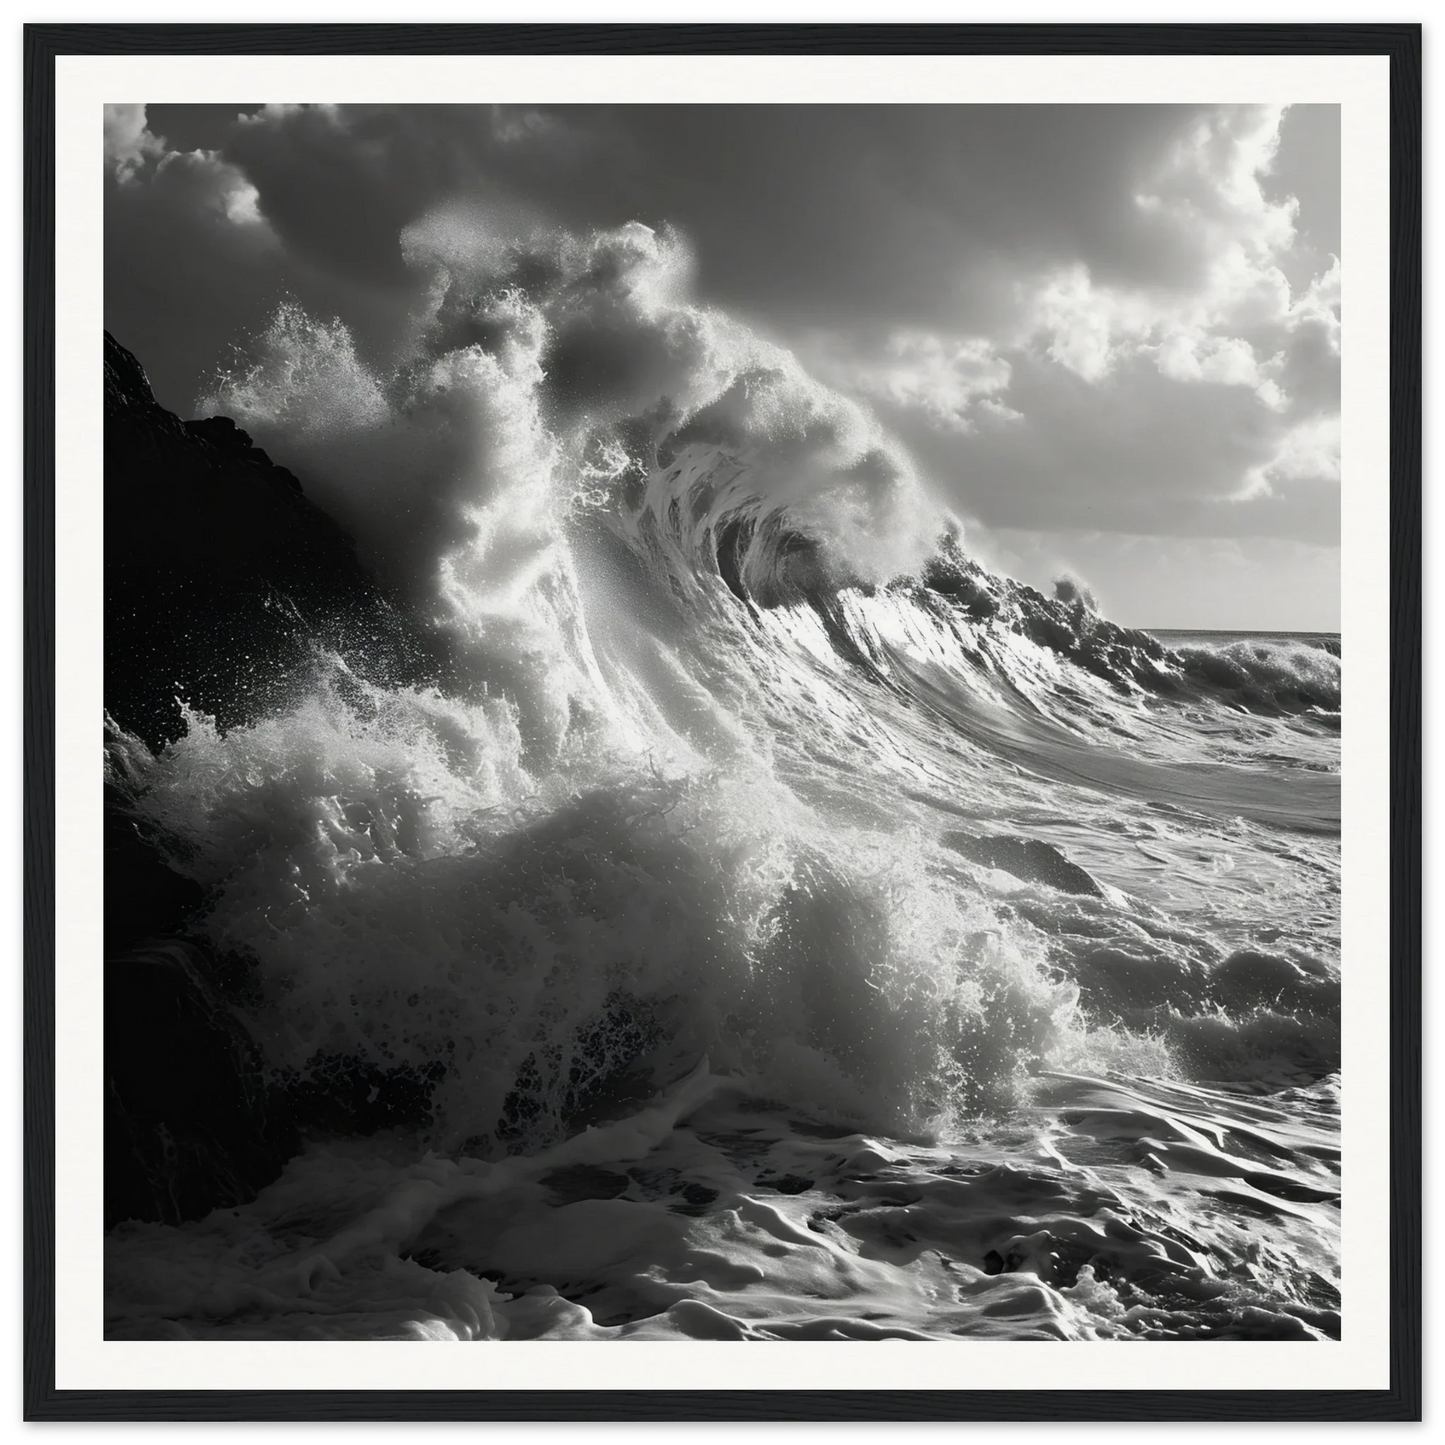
[22,22,1422,1423]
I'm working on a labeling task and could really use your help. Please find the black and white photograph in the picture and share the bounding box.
[98,97,1351,1347]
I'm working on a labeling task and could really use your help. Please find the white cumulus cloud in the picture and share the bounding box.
[850,331,1016,433]
[1018,105,1334,420]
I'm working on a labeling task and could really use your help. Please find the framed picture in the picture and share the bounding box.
[23,22,1421,1423]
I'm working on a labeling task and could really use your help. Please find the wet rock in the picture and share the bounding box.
[106,939,450,1225]
[105,941,298,1228]
[102,786,204,956]
[277,1055,446,1138]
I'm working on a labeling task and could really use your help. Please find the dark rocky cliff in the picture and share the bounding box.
[104,330,448,751]
[104,334,450,1226]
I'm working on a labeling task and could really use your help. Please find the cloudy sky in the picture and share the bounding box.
[105,102,1340,630]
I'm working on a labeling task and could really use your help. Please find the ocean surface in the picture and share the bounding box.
[104,223,1341,1342]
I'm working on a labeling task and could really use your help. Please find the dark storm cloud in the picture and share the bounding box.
[487,105,1236,333]
[217,104,588,285]
[1262,104,1340,291]
[104,100,1339,621]
[106,102,595,405]
[126,103,1236,337]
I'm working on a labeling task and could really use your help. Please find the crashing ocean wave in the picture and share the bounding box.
[104,216,1340,1341]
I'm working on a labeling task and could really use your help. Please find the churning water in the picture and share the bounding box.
[105,220,1341,1342]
